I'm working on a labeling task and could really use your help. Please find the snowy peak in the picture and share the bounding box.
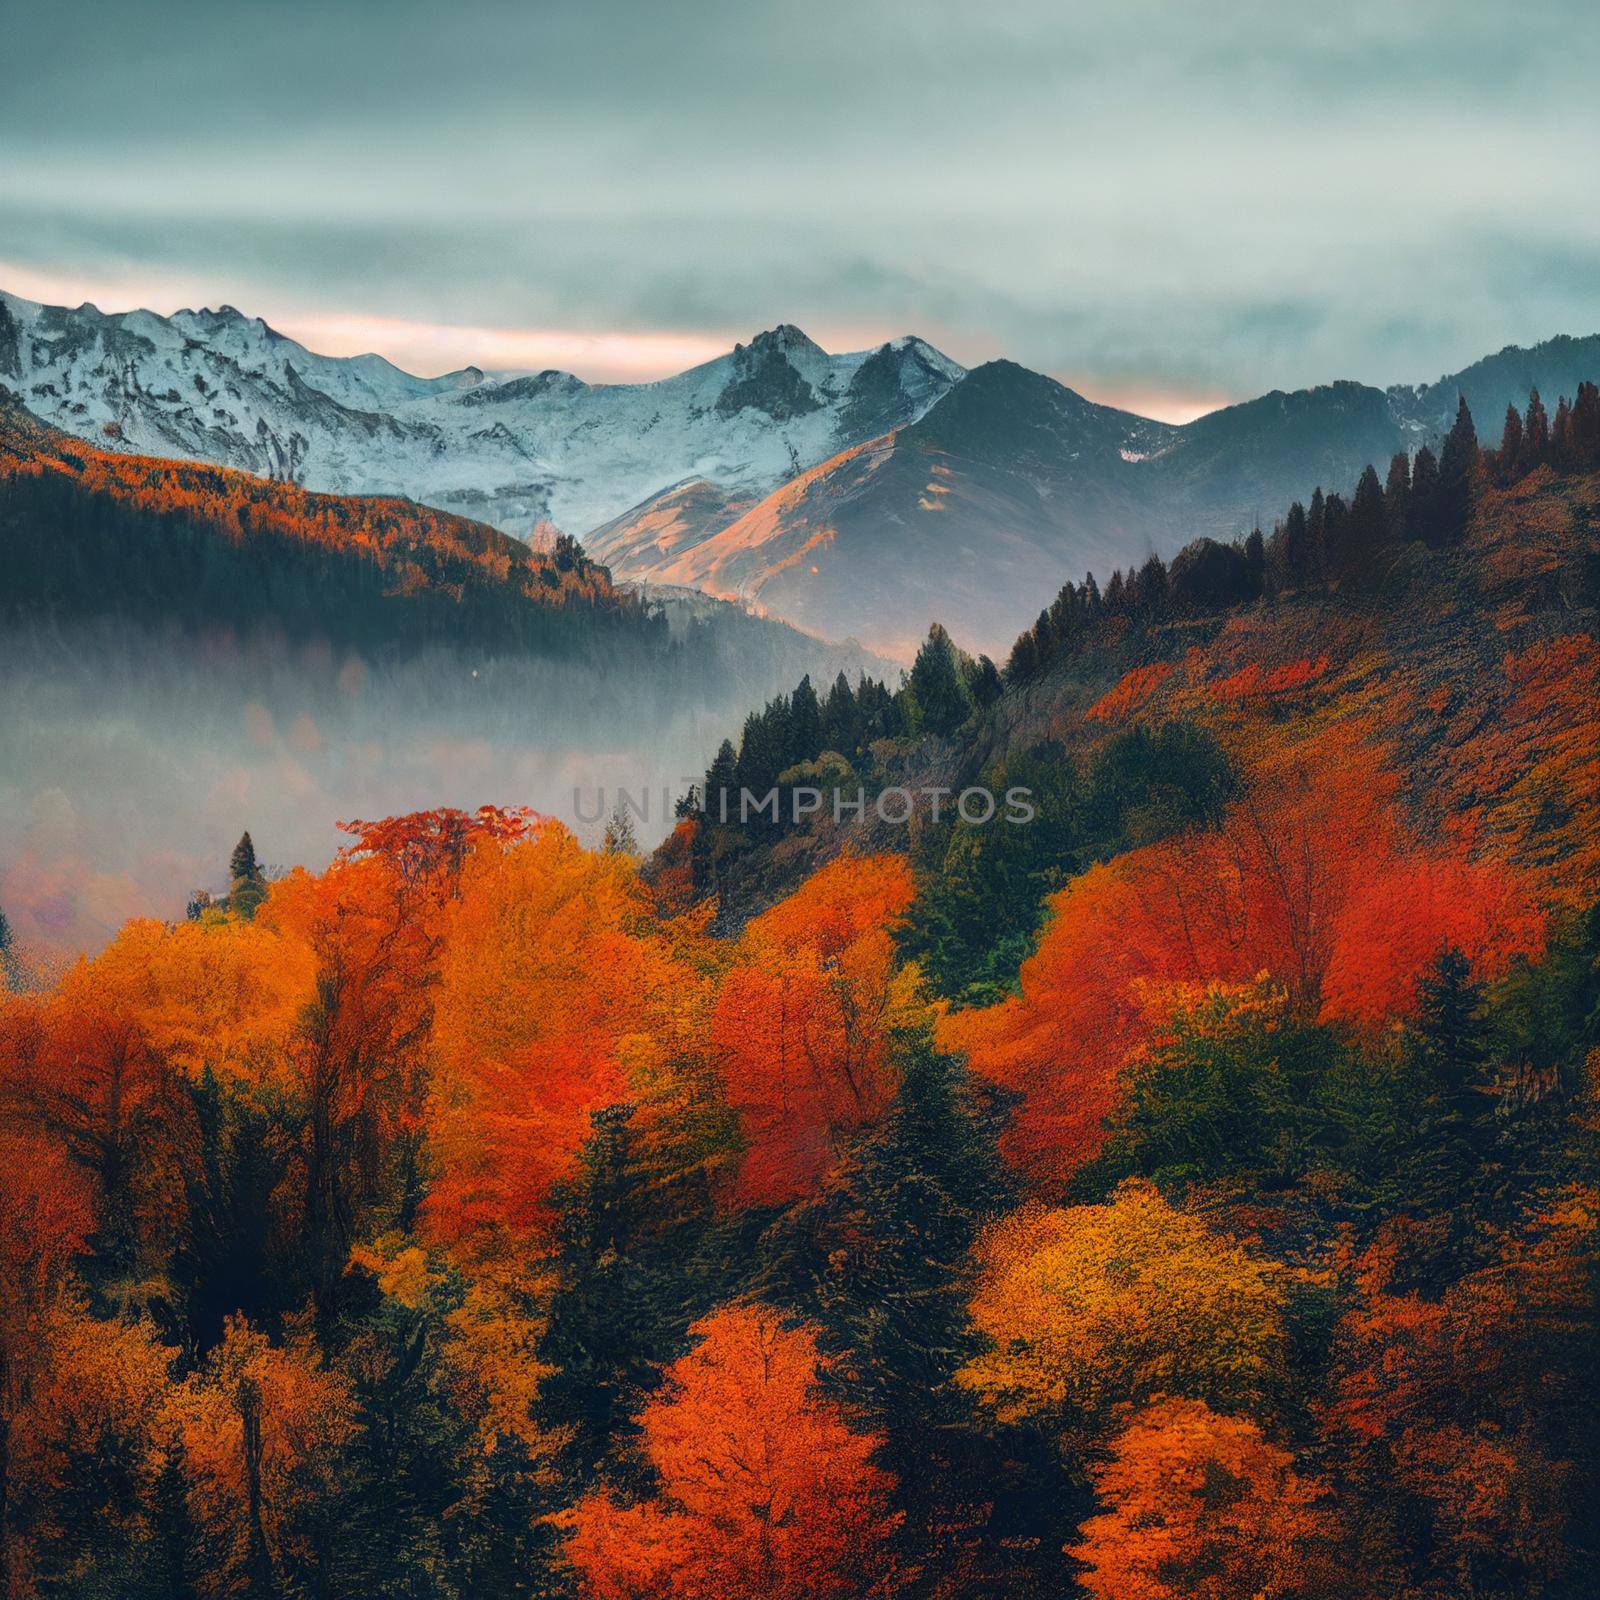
[715,325,832,419]
[0,288,966,539]
[459,369,589,405]
[748,322,827,362]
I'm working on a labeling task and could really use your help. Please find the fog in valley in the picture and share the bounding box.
[0,614,883,959]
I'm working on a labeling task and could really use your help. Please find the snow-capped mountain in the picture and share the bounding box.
[10,283,1599,660]
[0,291,964,538]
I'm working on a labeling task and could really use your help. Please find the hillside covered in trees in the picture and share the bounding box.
[0,392,663,660]
[1,383,1599,1600]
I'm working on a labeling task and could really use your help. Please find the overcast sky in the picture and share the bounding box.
[3,0,1597,420]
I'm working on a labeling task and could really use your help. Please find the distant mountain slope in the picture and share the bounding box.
[585,479,761,581]
[11,282,1599,659]
[0,291,964,538]
[1388,333,1600,434]
[0,391,891,683]
[1149,379,1409,526]
[640,430,1129,659]
[642,339,1600,653]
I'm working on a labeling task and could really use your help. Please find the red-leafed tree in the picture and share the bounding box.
[562,1305,902,1600]
[424,822,711,1251]
[711,855,917,1207]
[1072,1398,1341,1600]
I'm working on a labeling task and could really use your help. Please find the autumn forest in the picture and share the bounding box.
[3,384,1600,1600]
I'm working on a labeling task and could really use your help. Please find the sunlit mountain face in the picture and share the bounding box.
[590,338,1600,654]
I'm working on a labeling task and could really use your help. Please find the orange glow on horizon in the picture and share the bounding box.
[3,260,1232,415]
[1063,378,1234,426]
[275,312,732,384]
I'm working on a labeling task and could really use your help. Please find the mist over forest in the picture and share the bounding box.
[0,616,872,956]
[0,403,892,957]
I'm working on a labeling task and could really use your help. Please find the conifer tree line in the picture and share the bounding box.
[687,384,1549,852]
[1491,379,1600,485]
[692,628,1003,836]
[1005,378,1600,686]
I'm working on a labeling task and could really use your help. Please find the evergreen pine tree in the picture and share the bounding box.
[537,1104,726,1491]
[228,831,267,920]
[1243,526,1266,598]
[1134,553,1170,615]
[818,1027,1012,1404]
[755,1025,1013,1558]
[1306,487,1327,580]
[1437,395,1478,545]
[1282,500,1309,583]
[1004,628,1040,683]
[702,738,738,823]
[788,673,822,764]
[0,902,19,991]
[1346,463,1387,575]
[1551,395,1573,469]
[1498,403,1524,483]
[1396,947,1499,1281]
[538,1105,662,1487]
[601,803,639,856]
[820,671,857,754]
[907,624,971,736]
[1521,386,1550,473]
[1409,444,1441,543]
[1321,491,1349,577]
[967,653,1003,709]
[1383,451,1411,543]
[1572,381,1600,468]
[1030,607,1059,670]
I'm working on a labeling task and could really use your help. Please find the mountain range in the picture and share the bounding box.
[594,341,1600,654]
[0,292,962,543]
[5,285,1599,654]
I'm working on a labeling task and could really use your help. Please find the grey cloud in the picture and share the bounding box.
[4,0,1599,404]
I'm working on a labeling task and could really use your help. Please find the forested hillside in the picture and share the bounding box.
[1,384,1598,1600]
[0,393,659,660]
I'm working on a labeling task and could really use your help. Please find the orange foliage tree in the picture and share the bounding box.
[561,1305,902,1600]
[1071,1398,1340,1600]
[164,1316,354,1600]
[425,821,714,1250]
[1321,1190,1600,1596]
[257,806,536,1314]
[3,1304,172,1595]
[72,914,316,1088]
[0,1129,95,1598]
[711,855,918,1207]
[957,1181,1288,1436]
[0,964,187,1286]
